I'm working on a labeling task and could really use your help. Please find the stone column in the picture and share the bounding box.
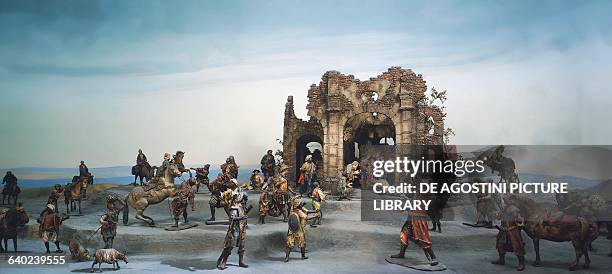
[397,92,414,145]
[326,111,350,179]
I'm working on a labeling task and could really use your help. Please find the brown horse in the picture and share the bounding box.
[1,183,21,206]
[479,154,518,184]
[0,205,29,252]
[123,162,182,226]
[505,194,598,270]
[67,176,84,215]
[132,162,155,186]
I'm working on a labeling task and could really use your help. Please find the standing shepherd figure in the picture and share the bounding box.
[171,187,195,227]
[99,210,118,249]
[99,195,124,248]
[258,190,270,224]
[217,190,249,270]
[63,183,72,214]
[472,179,502,229]
[38,204,68,253]
[284,197,315,262]
[260,150,276,183]
[2,171,20,205]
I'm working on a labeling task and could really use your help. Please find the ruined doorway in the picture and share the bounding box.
[343,112,395,168]
[295,134,324,181]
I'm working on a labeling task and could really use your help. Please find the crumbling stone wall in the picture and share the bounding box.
[283,67,445,186]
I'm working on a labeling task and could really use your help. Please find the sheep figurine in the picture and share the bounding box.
[90,248,128,272]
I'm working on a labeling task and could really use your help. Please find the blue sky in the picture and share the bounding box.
[1,0,611,168]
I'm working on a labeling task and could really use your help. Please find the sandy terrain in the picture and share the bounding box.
[0,184,610,273]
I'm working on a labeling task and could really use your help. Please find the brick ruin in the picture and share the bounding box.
[282,67,446,186]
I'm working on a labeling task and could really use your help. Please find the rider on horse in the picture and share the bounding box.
[133,149,151,185]
[79,161,93,199]
[155,153,172,178]
[136,149,148,167]
[490,145,505,172]
[2,171,20,205]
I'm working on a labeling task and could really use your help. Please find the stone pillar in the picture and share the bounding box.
[323,112,343,179]
[283,96,297,182]
[397,91,414,145]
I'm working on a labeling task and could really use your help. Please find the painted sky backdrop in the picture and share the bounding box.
[1,0,611,168]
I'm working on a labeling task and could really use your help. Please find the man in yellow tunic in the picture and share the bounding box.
[284,198,313,262]
[309,181,326,226]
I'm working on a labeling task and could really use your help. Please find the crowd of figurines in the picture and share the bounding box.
[1,145,612,272]
[0,149,347,271]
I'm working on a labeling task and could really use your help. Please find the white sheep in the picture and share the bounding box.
[90,248,128,272]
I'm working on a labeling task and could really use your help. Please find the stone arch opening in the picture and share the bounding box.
[295,134,324,181]
[343,112,396,168]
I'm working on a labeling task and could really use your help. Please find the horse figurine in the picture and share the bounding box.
[122,162,182,226]
[478,146,519,184]
[67,176,84,215]
[0,204,29,252]
[505,194,598,270]
[1,182,21,206]
[132,162,155,186]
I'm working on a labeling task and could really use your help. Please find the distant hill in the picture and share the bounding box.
[587,179,612,201]
[469,145,612,181]
[3,164,258,188]
[1,166,130,180]
[519,173,603,189]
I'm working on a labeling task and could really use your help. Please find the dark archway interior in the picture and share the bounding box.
[295,134,323,181]
[343,113,395,167]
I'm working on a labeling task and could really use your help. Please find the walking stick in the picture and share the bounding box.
[84,225,102,247]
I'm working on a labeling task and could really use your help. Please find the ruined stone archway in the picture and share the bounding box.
[342,112,395,167]
[283,67,447,188]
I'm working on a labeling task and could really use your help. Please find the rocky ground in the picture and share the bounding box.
[1,184,610,273]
